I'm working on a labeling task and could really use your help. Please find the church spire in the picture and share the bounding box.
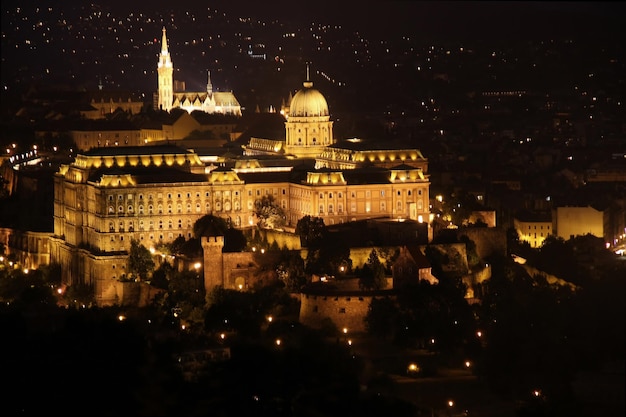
[207,70,213,95]
[161,26,169,54]
[157,26,173,112]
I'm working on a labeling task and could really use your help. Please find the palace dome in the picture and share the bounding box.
[288,81,329,117]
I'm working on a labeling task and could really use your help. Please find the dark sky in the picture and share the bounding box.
[97,1,626,42]
[213,1,626,40]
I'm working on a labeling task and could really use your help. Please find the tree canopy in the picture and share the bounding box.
[128,239,155,280]
[254,195,286,229]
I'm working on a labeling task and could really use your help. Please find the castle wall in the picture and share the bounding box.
[261,229,301,250]
[456,227,507,260]
[222,252,257,290]
[299,291,379,333]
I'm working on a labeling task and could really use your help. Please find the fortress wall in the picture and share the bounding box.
[299,292,376,333]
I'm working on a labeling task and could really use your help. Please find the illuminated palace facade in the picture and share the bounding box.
[156,27,241,115]
[51,68,431,306]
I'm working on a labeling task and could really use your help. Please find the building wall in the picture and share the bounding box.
[514,218,552,248]
[70,129,143,150]
[554,206,604,240]
[0,228,51,270]
[455,227,508,259]
[299,291,377,333]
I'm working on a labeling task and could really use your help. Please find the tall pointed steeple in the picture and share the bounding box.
[206,70,213,95]
[161,26,169,55]
[157,26,173,112]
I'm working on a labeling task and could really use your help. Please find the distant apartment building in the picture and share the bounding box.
[69,120,143,150]
[552,206,603,241]
[514,211,552,248]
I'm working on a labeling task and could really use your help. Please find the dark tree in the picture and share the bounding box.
[129,239,156,280]
[193,215,246,252]
[358,248,387,290]
[365,296,398,340]
[295,215,327,248]
[254,194,286,229]
[193,214,229,238]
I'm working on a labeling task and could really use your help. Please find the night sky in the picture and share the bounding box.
[134,0,626,41]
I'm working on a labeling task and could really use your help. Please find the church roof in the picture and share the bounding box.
[172,91,240,107]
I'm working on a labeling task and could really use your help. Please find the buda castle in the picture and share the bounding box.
[49,29,431,306]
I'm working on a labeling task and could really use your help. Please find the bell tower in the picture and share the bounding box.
[157,27,173,112]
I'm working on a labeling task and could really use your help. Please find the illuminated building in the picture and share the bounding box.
[514,211,553,248]
[50,43,431,306]
[156,27,241,116]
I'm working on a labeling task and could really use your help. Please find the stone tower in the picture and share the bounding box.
[157,26,173,111]
[201,235,224,293]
